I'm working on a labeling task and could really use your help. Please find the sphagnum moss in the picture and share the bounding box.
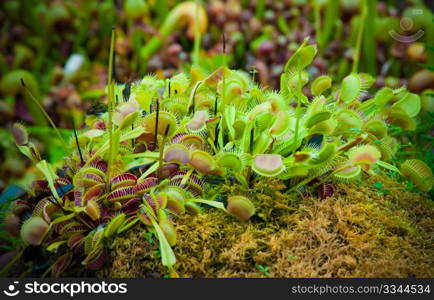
[104,174,433,278]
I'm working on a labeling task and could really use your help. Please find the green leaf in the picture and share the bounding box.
[118,217,140,234]
[373,181,383,189]
[17,145,37,163]
[128,151,160,159]
[151,218,176,268]
[83,126,145,167]
[288,254,297,260]
[50,213,77,226]
[125,157,158,171]
[187,199,227,211]
[104,213,126,238]
[376,160,401,174]
[47,240,66,252]
[284,39,317,72]
[137,162,159,182]
[36,160,60,199]
[120,126,145,141]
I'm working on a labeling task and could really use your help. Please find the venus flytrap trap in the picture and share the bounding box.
[2,40,433,278]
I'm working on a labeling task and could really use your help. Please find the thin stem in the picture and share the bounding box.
[214,121,220,150]
[132,124,135,149]
[247,127,254,185]
[123,82,131,102]
[41,265,52,278]
[255,0,266,20]
[320,0,339,52]
[207,137,218,154]
[352,0,367,73]
[291,71,303,154]
[249,127,254,154]
[20,264,34,278]
[190,81,202,114]
[20,79,69,151]
[74,213,94,230]
[214,95,218,116]
[363,0,377,75]
[155,0,169,23]
[180,168,194,186]
[193,0,202,65]
[71,118,84,165]
[313,0,321,51]
[0,249,23,277]
[47,195,66,214]
[157,124,170,179]
[221,33,227,109]
[106,27,116,192]
[154,98,160,148]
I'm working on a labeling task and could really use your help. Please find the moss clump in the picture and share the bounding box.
[103,174,434,278]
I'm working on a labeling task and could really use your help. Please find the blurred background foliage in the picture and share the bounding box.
[0,0,433,191]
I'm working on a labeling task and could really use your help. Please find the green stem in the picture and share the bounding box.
[154,0,169,24]
[154,98,160,147]
[71,118,84,165]
[352,0,367,73]
[193,0,202,65]
[313,0,321,51]
[291,72,303,154]
[157,125,170,179]
[207,137,218,154]
[141,2,200,71]
[41,265,52,278]
[20,79,68,151]
[277,15,290,35]
[0,249,23,277]
[320,0,339,52]
[255,0,266,20]
[362,0,377,75]
[221,34,227,109]
[106,28,116,192]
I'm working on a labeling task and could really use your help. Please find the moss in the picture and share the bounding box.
[103,174,434,278]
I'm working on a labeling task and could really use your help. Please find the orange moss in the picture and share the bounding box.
[103,175,434,278]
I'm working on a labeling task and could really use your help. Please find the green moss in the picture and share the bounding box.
[104,174,434,277]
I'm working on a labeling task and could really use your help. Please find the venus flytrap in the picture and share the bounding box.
[3,40,432,278]
[400,159,434,192]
